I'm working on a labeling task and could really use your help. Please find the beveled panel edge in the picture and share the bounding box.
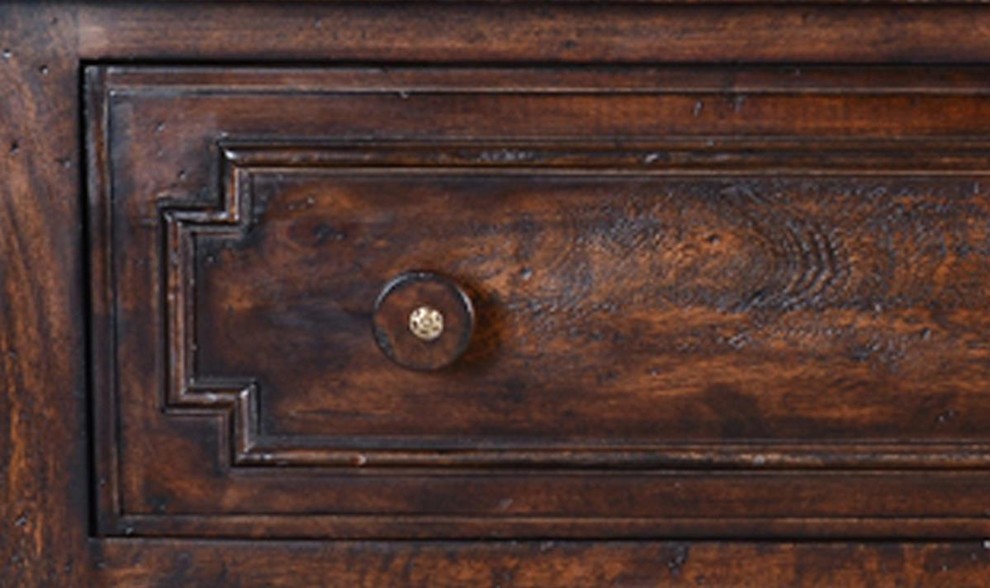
[86,66,122,538]
[222,139,990,175]
[101,64,990,96]
[86,65,990,539]
[148,140,990,472]
[109,513,990,542]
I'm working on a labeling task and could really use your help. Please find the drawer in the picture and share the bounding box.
[87,65,990,539]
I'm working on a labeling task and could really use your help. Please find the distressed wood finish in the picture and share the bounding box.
[0,5,89,587]
[86,65,990,541]
[5,1,990,585]
[77,3,990,64]
[92,540,990,587]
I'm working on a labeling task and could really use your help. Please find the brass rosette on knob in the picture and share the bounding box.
[372,271,475,371]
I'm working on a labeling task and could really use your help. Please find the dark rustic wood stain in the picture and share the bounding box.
[92,540,990,587]
[85,65,990,542]
[372,271,476,372]
[5,1,990,585]
[0,4,89,587]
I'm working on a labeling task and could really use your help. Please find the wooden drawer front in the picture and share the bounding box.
[88,66,990,539]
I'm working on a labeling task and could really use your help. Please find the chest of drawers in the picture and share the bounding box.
[6,2,990,585]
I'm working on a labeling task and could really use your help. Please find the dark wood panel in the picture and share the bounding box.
[198,166,990,444]
[89,65,990,539]
[94,539,990,588]
[5,2,990,584]
[78,4,990,64]
[0,4,91,587]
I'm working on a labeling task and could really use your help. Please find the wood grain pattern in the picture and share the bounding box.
[5,1,990,584]
[0,4,90,587]
[212,149,990,446]
[87,65,990,540]
[92,539,990,588]
[78,4,990,64]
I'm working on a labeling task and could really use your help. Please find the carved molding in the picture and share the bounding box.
[156,140,990,469]
[87,64,990,539]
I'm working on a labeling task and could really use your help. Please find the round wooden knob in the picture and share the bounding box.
[372,271,475,371]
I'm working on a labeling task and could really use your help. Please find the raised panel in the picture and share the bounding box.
[88,65,990,539]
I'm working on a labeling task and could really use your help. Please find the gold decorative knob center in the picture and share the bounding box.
[409,306,444,341]
[373,271,474,370]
